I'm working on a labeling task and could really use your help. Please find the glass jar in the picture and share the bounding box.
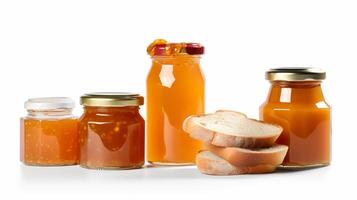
[79,92,145,169]
[146,40,205,165]
[20,97,79,166]
[260,68,331,168]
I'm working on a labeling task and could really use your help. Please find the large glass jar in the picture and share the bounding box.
[79,93,145,169]
[20,97,79,166]
[146,40,205,165]
[260,68,331,168]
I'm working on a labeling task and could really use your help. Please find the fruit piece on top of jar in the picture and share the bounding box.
[147,39,204,56]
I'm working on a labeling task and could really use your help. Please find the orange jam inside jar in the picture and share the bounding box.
[146,39,205,165]
[79,93,145,169]
[20,97,79,166]
[260,68,331,168]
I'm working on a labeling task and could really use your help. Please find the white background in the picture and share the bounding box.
[0,0,356,199]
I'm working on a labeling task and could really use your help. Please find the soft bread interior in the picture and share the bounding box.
[192,111,281,138]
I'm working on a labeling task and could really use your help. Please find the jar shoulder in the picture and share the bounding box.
[79,110,144,124]
[147,62,204,77]
[21,115,78,121]
[260,100,331,110]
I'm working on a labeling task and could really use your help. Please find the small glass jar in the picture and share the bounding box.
[260,68,331,169]
[20,97,79,166]
[79,92,145,169]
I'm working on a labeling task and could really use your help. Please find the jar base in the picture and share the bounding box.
[278,163,330,170]
[148,161,195,166]
[22,162,78,167]
[80,164,143,170]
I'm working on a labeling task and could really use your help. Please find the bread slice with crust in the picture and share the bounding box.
[206,144,288,168]
[196,145,288,175]
[183,110,283,148]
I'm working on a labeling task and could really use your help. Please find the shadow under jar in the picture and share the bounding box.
[260,68,331,169]
[79,93,145,169]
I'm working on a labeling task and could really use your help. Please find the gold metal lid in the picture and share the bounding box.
[266,67,326,81]
[80,92,144,107]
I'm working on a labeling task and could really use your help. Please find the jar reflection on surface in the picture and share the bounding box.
[260,68,331,168]
[79,93,145,169]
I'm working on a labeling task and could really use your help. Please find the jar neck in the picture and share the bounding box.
[27,108,74,119]
[266,81,325,103]
[151,55,201,64]
[271,80,321,87]
[83,106,140,114]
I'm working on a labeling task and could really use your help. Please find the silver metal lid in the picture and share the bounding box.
[24,97,75,110]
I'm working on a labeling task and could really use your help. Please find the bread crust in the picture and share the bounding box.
[196,151,280,175]
[206,144,288,167]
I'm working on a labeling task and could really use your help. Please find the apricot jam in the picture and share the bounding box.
[20,97,79,166]
[146,39,204,165]
[260,68,331,168]
[79,93,144,169]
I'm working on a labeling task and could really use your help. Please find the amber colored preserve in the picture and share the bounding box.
[20,97,79,166]
[79,93,145,169]
[146,40,205,165]
[260,68,331,168]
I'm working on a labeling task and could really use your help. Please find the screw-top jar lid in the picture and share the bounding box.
[80,92,144,107]
[266,67,326,81]
[147,39,204,56]
[24,97,75,111]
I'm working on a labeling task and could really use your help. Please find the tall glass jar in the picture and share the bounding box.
[20,97,79,166]
[79,93,145,169]
[146,40,205,165]
[260,68,331,169]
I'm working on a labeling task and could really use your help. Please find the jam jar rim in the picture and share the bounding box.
[80,92,144,107]
[24,97,75,111]
[266,67,326,82]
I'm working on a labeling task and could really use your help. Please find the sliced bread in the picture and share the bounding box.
[196,151,279,175]
[206,144,288,168]
[183,110,283,148]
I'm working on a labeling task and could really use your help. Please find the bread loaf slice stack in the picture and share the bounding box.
[183,110,288,175]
